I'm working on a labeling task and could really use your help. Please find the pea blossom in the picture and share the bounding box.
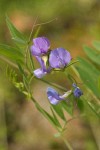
[33,56,51,78]
[31,37,72,78]
[31,37,50,56]
[47,87,72,105]
[72,83,83,98]
[47,84,83,105]
[49,48,71,69]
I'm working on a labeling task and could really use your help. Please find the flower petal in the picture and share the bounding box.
[33,68,47,78]
[73,88,83,98]
[36,56,46,71]
[73,84,83,98]
[31,45,41,56]
[49,49,60,68]
[47,87,63,105]
[49,48,71,68]
[57,48,71,65]
[33,37,50,54]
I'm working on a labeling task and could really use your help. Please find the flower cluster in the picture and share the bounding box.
[31,37,83,105]
[31,37,71,78]
[47,83,83,105]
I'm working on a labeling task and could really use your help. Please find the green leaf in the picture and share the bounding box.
[98,76,100,92]
[61,95,74,116]
[52,103,66,121]
[76,57,100,97]
[29,51,34,70]
[83,45,100,65]
[17,63,26,77]
[50,107,62,128]
[35,102,61,129]
[93,41,100,51]
[77,99,84,113]
[0,44,24,64]
[6,67,24,92]
[12,37,27,44]
[77,57,100,77]
[6,16,27,44]
[87,101,100,118]
[17,63,29,90]
[34,26,41,38]
[80,97,100,118]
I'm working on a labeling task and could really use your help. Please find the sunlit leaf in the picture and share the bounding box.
[0,44,24,64]
[17,63,29,89]
[83,46,100,65]
[98,76,100,92]
[35,102,61,129]
[76,57,100,98]
[6,16,27,44]
[93,41,100,51]
[80,97,100,118]
[77,98,84,113]
[61,95,74,116]
[12,37,27,44]
[52,103,66,121]
[33,26,41,38]
[17,63,26,77]
[50,107,62,128]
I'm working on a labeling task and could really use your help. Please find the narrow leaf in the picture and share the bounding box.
[34,26,41,38]
[93,41,100,51]
[17,63,26,77]
[6,16,27,44]
[83,46,100,65]
[52,104,66,121]
[50,107,62,128]
[12,37,27,44]
[35,102,61,129]
[0,44,24,64]
[98,76,100,92]
[61,95,74,116]
[80,97,100,118]
[76,58,100,97]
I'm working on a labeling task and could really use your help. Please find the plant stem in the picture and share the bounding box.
[37,78,66,91]
[62,137,73,150]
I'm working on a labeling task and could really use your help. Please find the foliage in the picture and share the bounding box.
[0,16,100,150]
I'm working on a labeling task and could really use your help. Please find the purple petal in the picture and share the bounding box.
[73,87,83,98]
[36,56,46,71]
[31,45,41,56]
[49,49,61,68]
[49,48,71,68]
[47,87,63,105]
[72,84,83,98]
[33,37,50,54]
[33,68,47,78]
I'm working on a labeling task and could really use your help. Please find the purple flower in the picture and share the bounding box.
[33,56,51,78]
[72,83,83,98]
[49,48,71,69]
[31,37,50,56]
[34,68,47,78]
[47,87,72,105]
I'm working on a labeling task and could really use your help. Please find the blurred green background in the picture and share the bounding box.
[0,0,100,150]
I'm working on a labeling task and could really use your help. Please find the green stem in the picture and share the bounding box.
[62,137,73,150]
[31,95,73,150]
[37,78,66,91]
